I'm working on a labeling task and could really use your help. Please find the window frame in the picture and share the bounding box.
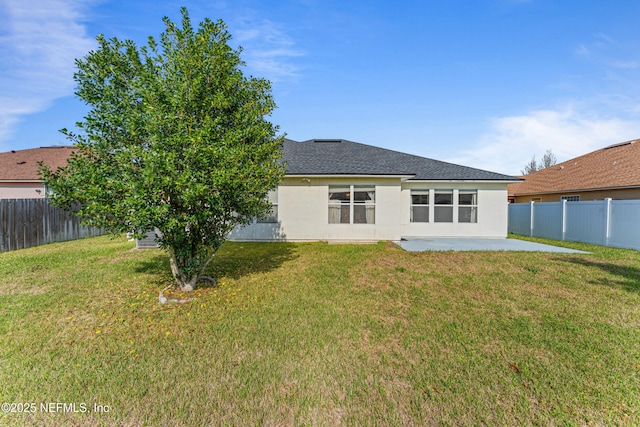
[458,189,478,223]
[329,185,375,224]
[410,189,430,223]
[434,189,454,223]
[256,188,278,223]
[328,185,351,224]
[408,188,480,224]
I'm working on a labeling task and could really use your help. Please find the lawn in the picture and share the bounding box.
[0,235,639,426]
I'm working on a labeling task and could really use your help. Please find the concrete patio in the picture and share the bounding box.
[396,238,588,253]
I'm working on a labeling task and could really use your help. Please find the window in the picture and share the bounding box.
[353,185,375,224]
[458,190,477,223]
[329,185,375,224]
[561,195,580,202]
[434,190,453,223]
[410,190,429,222]
[410,188,479,224]
[257,189,278,223]
[328,185,350,224]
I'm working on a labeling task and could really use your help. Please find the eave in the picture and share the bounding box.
[284,174,416,180]
[284,174,520,184]
[512,184,640,196]
[408,179,522,184]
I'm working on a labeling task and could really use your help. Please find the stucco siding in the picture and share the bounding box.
[0,182,46,199]
[230,178,510,241]
[230,177,403,241]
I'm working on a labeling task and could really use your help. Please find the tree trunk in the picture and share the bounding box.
[168,246,217,292]
[168,247,198,291]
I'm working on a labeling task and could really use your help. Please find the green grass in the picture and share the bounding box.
[1,235,639,426]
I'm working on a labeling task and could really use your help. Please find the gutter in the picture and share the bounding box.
[512,184,640,197]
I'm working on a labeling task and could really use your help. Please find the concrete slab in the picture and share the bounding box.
[396,238,589,253]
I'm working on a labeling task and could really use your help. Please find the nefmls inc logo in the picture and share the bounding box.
[40,402,88,413]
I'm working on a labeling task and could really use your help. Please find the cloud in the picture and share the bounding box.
[455,31,640,176]
[0,0,95,148]
[233,19,305,81]
[574,33,640,71]
[448,105,640,175]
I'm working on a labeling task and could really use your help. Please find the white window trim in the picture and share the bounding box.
[434,189,454,223]
[458,189,478,224]
[410,188,480,224]
[256,189,278,223]
[329,185,375,224]
[410,189,430,223]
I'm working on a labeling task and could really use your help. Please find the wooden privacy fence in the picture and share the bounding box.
[0,198,104,252]
[508,199,640,251]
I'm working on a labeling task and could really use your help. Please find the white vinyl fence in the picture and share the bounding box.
[508,199,640,251]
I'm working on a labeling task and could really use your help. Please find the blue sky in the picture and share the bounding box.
[2,0,640,175]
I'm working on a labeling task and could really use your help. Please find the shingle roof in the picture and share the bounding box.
[508,139,640,196]
[282,139,519,181]
[0,146,74,181]
[1,140,520,183]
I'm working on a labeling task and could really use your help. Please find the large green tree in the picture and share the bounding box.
[41,8,286,291]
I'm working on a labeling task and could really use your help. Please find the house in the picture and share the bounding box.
[508,139,640,203]
[0,146,74,199]
[229,138,520,242]
[3,141,519,243]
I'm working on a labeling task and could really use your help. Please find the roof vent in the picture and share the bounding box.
[559,165,564,170]
[605,140,635,150]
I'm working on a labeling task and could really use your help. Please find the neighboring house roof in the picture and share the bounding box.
[0,146,74,181]
[509,139,640,196]
[283,139,519,181]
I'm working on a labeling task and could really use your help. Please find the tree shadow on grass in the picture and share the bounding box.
[208,242,298,280]
[555,256,640,294]
[133,242,299,283]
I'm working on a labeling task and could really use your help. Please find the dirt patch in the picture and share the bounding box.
[0,282,49,297]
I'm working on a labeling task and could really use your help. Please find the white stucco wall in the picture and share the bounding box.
[230,177,402,241]
[0,182,46,199]
[229,177,510,242]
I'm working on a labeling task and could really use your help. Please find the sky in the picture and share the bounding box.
[2,0,640,176]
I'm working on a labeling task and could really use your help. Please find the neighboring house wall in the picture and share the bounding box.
[0,182,46,199]
[229,178,510,242]
[511,187,640,203]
